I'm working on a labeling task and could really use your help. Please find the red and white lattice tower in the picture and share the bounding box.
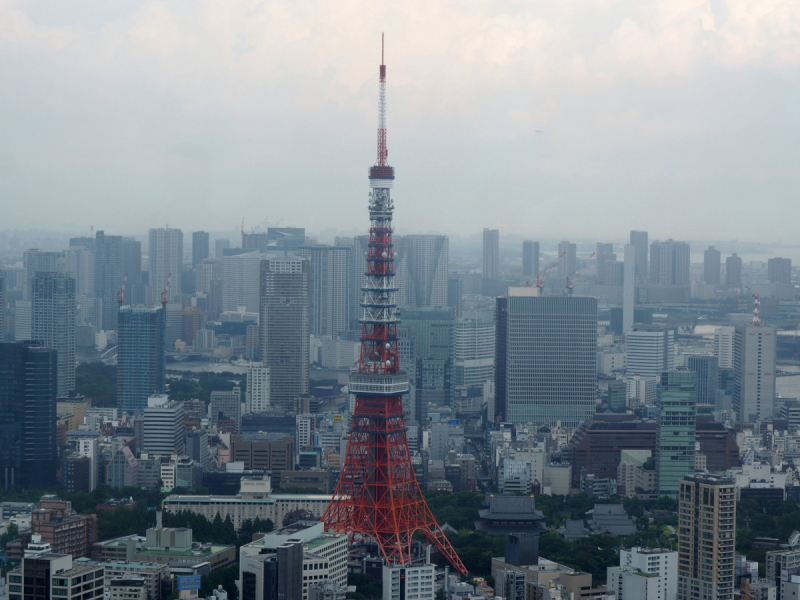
[321,37,467,574]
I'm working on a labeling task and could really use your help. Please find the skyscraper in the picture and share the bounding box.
[630,230,649,283]
[298,244,353,337]
[22,249,61,301]
[687,355,719,408]
[122,237,143,305]
[482,229,500,280]
[622,245,635,335]
[650,240,690,285]
[0,341,58,489]
[451,311,495,393]
[557,241,577,279]
[402,307,453,421]
[656,370,696,498]
[246,362,270,414]
[94,231,124,331]
[714,326,735,369]
[260,257,310,412]
[626,326,675,379]
[596,243,616,284]
[0,275,5,341]
[768,257,792,284]
[678,473,736,600]
[725,254,742,288]
[522,240,539,279]
[395,235,449,308]
[495,290,597,427]
[703,246,721,286]
[148,228,183,302]
[192,231,210,267]
[117,306,165,414]
[222,249,262,313]
[31,272,76,397]
[64,245,94,297]
[733,324,777,423]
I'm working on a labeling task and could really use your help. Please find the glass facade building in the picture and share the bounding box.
[495,293,597,428]
[117,306,165,414]
[656,369,697,498]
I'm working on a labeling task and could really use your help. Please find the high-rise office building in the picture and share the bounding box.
[483,229,500,280]
[678,473,736,600]
[64,245,94,297]
[211,387,242,433]
[402,307,453,422]
[495,291,597,427]
[557,241,577,279]
[215,238,231,258]
[630,230,649,283]
[260,258,309,412]
[298,245,353,337]
[714,326,735,370]
[148,228,183,302]
[650,240,690,285]
[703,246,721,286]
[0,274,5,341]
[70,236,96,253]
[94,231,124,331]
[733,324,777,423]
[623,245,635,335]
[768,257,792,284]
[522,240,539,279]
[222,249,262,313]
[0,341,58,489]
[122,238,144,305]
[22,249,61,301]
[143,395,186,456]
[192,231,210,267]
[117,306,165,414]
[451,311,495,392]
[31,272,76,397]
[596,243,616,284]
[626,326,675,379]
[687,355,719,407]
[725,254,742,288]
[395,235,449,308]
[656,370,696,498]
[246,363,270,414]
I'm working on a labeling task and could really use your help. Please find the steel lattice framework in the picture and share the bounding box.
[321,37,467,574]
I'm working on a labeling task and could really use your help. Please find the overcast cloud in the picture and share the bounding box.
[1,0,799,241]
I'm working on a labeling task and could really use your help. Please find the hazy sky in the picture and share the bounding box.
[1,0,799,242]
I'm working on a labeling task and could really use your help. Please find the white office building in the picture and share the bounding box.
[616,547,677,600]
[246,363,270,414]
[626,326,674,379]
[383,564,436,600]
[142,395,185,456]
[714,326,735,370]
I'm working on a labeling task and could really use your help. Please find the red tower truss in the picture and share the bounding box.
[321,37,467,574]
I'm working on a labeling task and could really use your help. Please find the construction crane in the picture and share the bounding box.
[161,274,172,306]
[535,251,566,289]
[566,252,596,296]
[117,273,128,305]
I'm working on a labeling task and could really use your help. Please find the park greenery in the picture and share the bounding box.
[75,363,117,407]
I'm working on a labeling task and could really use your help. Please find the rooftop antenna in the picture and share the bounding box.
[751,293,762,326]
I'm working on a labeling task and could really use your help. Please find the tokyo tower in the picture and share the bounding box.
[321,37,467,574]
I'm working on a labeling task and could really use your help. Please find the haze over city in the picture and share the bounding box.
[2,0,800,240]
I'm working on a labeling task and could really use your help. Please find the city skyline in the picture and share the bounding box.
[1,2,799,241]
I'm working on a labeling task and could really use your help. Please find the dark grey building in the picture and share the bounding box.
[495,292,597,427]
[703,246,721,286]
[650,239,690,285]
[726,254,742,288]
[117,306,165,414]
[298,245,353,338]
[687,355,719,407]
[122,238,144,305]
[630,230,649,283]
[192,231,210,267]
[94,231,124,331]
[402,307,453,422]
[596,243,616,284]
[522,240,539,279]
[241,540,304,600]
[0,341,58,489]
[260,258,310,413]
[768,257,792,284]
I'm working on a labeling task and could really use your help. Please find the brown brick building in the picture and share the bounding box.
[230,433,295,475]
[31,498,97,559]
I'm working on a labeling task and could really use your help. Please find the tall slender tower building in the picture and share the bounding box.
[192,231,210,267]
[630,230,649,283]
[94,231,124,331]
[322,39,466,574]
[482,229,500,280]
[117,305,166,414]
[148,228,183,303]
[31,272,76,397]
[522,240,539,280]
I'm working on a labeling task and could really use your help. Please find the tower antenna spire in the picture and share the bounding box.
[322,38,467,575]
